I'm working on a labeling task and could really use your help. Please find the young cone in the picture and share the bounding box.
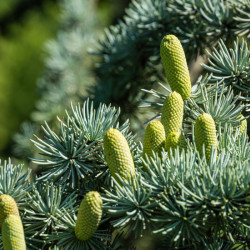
[195,113,217,162]
[2,214,26,250]
[142,120,165,160]
[103,128,135,183]
[75,191,102,241]
[165,131,186,155]
[0,194,19,227]
[160,34,191,100]
[238,115,247,137]
[161,91,184,139]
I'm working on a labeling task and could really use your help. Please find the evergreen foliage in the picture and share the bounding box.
[0,0,249,249]
[0,160,31,207]
[201,39,249,114]
[12,0,99,158]
[91,0,249,124]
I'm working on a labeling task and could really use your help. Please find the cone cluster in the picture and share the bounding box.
[140,35,189,160]
[102,35,218,186]
[140,34,218,164]
[0,194,26,250]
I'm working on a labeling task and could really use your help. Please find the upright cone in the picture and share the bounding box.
[75,191,102,241]
[238,115,247,137]
[160,34,191,100]
[142,120,165,160]
[161,91,184,139]
[165,131,186,155]
[2,214,26,250]
[0,194,19,227]
[195,113,217,161]
[103,128,135,183]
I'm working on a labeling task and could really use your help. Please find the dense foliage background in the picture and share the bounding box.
[0,0,130,157]
[0,0,249,249]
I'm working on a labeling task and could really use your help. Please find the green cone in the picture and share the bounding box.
[75,191,103,241]
[142,121,165,160]
[165,131,186,155]
[2,214,26,250]
[161,91,184,139]
[103,128,135,183]
[195,113,217,162]
[160,34,191,100]
[238,115,247,137]
[0,194,19,227]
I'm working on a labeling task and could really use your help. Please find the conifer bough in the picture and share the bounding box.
[142,120,165,160]
[2,214,26,250]
[160,34,191,100]
[103,128,135,183]
[75,191,102,241]
[195,113,217,161]
[161,91,184,139]
[0,194,19,227]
